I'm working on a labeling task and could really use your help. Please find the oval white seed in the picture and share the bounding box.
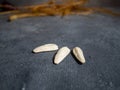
[54,46,70,64]
[73,47,86,64]
[33,44,58,53]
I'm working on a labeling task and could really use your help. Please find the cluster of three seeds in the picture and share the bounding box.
[33,44,86,64]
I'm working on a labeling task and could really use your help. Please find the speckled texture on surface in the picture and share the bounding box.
[0,14,120,90]
[0,6,120,90]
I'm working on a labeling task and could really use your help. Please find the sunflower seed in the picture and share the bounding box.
[33,44,58,53]
[54,46,70,64]
[73,47,86,64]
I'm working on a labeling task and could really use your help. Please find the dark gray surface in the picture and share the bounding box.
[0,9,120,90]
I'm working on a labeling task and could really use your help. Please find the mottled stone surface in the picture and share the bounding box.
[0,1,120,90]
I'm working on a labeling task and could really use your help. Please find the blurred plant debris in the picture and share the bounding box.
[0,0,120,21]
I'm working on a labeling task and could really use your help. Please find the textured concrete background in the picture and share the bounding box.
[0,0,120,90]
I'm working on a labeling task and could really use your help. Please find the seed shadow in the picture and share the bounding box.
[31,51,50,54]
[32,51,41,54]
[7,19,10,22]
[32,51,35,53]
[71,52,83,65]
[52,52,58,65]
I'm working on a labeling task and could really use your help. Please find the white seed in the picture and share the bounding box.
[33,44,58,53]
[73,47,86,64]
[54,47,70,64]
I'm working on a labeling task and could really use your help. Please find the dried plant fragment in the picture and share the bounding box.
[0,0,119,21]
[9,13,47,21]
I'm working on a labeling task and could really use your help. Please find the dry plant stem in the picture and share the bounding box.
[0,10,20,15]
[0,4,17,10]
[9,13,47,21]
[57,0,88,11]
[23,4,50,11]
[91,7,120,16]
[73,10,93,15]
[19,0,57,10]
[0,0,120,21]
[33,8,58,15]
